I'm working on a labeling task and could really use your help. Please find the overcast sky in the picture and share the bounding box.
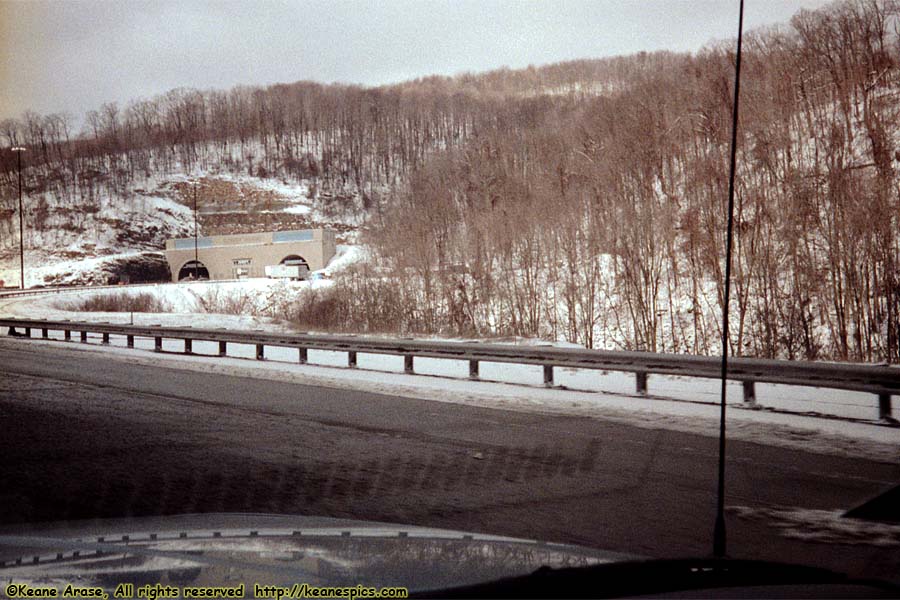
[1,0,832,127]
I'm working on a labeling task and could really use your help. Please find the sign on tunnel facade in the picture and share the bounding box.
[163,229,337,281]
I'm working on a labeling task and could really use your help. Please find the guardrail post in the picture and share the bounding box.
[4,318,896,425]
[879,393,893,421]
[636,371,648,394]
[742,381,756,406]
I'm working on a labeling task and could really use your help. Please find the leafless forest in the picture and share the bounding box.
[2,0,899,361]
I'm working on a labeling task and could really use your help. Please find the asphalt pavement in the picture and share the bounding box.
[1,337,898,582]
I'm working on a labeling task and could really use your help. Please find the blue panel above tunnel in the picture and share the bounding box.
[174,238,214,249]
[273,230,314,243]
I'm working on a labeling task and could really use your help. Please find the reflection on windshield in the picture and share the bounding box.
[2,525,625,593]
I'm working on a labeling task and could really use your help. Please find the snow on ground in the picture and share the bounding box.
[1,271,895,428]
[729,506,900,547]
[0,279,330,331]
[322,244,368,274]
[4,318,899,463]
[208,172,313,204]
[1,233,897,462]
[0,240,365,325]
[0,252,148,288]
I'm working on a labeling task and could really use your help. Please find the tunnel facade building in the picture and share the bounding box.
[164,229,337,281]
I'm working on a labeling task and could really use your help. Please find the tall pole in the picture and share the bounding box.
[193,183,199,279]
[713,0,744,559]
[13,147,26,289]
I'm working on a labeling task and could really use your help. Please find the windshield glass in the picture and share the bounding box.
[1,0,899,597]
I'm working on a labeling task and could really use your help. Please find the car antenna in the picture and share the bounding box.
[714,0,745,559]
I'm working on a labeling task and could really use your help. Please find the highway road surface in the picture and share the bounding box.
[1,337,899,582]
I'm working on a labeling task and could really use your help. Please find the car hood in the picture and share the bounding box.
[0,513,638,593]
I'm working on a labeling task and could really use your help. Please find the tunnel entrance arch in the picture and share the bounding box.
[178,260,209,281]
[280,255,309,267]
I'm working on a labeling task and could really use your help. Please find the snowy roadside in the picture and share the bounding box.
[3,248,899,464]
[4,331,898,464]
[2,280,894,423]
[0,280,300,332]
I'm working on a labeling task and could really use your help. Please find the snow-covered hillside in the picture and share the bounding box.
[0,176,189,287]
[0,169,361,287]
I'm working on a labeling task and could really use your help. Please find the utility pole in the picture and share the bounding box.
[193,183,199,279]
[12,146,26,289]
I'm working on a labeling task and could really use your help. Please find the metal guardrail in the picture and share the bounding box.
[0,279,242,300]
[0,285,124,299]
[2,317,897,421]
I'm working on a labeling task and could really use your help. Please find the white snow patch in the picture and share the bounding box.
[730,506,900,547]
[0,279,316,330]
[324,244,368,274]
